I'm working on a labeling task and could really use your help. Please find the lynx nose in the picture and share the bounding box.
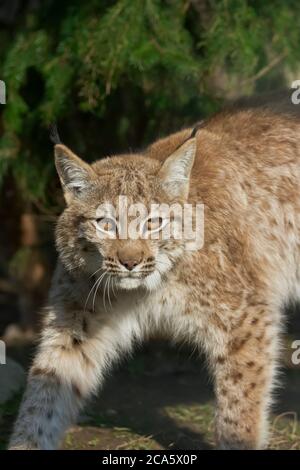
[117,250,143,271]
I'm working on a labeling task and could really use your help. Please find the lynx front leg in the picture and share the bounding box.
[211,309,279,449]
[9,308,141,450]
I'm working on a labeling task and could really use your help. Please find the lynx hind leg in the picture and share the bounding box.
[211,306,280,449]
[9,307,142,450]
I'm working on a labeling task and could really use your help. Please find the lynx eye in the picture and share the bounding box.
[143,216,166,234]
[96,217,117,234]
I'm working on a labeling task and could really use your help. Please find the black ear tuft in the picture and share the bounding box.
[49,123,62,145]
[190,120,205,138]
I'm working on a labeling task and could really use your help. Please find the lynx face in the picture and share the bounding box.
[54,138,196,291]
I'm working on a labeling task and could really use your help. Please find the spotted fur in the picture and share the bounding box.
[10,99,300,449]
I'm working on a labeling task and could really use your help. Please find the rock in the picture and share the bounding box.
[0,357,26,404]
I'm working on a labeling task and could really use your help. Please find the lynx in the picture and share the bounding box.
[9,98,300,450]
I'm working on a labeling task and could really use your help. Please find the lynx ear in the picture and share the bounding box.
[54,144,95,203]
[159,138,196,199]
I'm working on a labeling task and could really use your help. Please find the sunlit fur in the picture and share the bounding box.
[10,96,300,449]
[54,146,192,294]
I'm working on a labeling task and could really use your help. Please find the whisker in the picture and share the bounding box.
[92,271,107,313]
[89,266,103,279]
[107,275,113,309]
[104,275,109,310]
[111,275,117,298]
[84,273,104,313]
[103,275,109,313]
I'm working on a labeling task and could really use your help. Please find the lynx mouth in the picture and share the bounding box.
[97,254,171,291]
[110,271,154,279]
[118,277,144,290]
[113,270,155,290]
[92,266,156,291]
[102,268,159,291]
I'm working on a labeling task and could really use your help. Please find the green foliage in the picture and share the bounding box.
[0,0,299,211]
[0,392,23,450]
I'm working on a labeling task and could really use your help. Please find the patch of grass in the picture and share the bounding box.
[63,425,160,450]
[87,437,100,447]
[114,433,158,450]
[64,432,75,449]
[165,402,300,450]
[0,392,23,450]
[270,412,300,450]
[165,402,215,446]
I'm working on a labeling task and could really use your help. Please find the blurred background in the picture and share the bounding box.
[1,0,300,450]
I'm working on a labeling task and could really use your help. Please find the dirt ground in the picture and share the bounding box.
[1,338,300,450]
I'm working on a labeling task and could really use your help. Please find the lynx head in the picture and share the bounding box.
[55,136,196,291]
